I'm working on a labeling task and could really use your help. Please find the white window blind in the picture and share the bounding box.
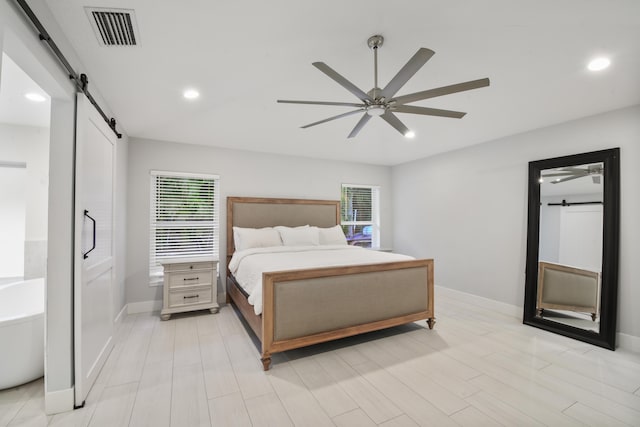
[341,184,380,248]
[149,171,220,285]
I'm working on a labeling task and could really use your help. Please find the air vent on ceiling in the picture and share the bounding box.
[85,7,139,46]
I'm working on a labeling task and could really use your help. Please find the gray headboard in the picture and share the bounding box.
[226,197,340,266]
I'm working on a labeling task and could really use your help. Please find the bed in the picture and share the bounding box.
[226,196,435,370]
[537,261,600,321]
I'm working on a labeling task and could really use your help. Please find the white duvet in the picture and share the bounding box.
[228,245,414,315]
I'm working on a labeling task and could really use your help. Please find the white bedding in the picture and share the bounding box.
[228,245,414,315]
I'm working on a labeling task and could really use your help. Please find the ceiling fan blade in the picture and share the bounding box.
[379,48,435,99]
[392,78,490,105]
[312,62,373,102]
[381,111,410,137]
[550,173,589,184]
[347,114,372,138]
[300,109,364,129]
[392,105,466,119]
[277,100,364,107]
[541,172,579,177]
[561,167,588,172]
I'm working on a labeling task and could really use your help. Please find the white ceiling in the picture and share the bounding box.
[0,53,51,128]
[44,0,640,166]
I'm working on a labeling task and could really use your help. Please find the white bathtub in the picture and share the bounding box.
[0,278,44,390]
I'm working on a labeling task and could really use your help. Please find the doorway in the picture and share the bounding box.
[0,51,50,394]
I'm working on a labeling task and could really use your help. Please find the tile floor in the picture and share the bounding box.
[1,288,640,426]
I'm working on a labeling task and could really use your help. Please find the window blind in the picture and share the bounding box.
[149,171,220,285]
[341,184,380,248]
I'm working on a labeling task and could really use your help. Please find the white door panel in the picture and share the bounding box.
[559,205,603,272]
[74,93,116,407]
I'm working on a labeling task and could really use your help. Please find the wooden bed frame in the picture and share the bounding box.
[226,196,435,370]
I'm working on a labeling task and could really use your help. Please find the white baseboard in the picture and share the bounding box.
[45,386,74,415]
[617,332,640,354]
[127,300,162,314]
[114,304,127,324]
[435,285,522,318]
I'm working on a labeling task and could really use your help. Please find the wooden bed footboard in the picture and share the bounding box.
[259,259,434,370]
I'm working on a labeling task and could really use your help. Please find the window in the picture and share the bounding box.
[340,184,380,248]
[149,171,220,285]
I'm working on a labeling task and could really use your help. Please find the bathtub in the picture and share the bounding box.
[0,278,44,390]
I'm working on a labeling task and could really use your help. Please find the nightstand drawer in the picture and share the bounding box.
[168,287,212,308]
[163,261,212,272]
[168,271,212,288]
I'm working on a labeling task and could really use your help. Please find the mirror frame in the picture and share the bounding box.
[524,148,620,350]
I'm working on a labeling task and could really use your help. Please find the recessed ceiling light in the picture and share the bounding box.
[25,92,46,102]
[183,89,200,100]
[404,131,415,139]
[587,57,610,72]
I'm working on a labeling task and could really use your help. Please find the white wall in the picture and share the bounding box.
[0,166,25,277]
[114,135,128,319]
[126,138,392,304]
[391,105,640,341]
[0,123,50,278]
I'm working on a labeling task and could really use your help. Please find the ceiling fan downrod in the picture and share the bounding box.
[368,35,384,101]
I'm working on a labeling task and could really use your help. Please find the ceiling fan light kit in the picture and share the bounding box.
[278,34,490,139]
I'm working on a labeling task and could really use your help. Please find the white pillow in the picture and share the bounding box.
[317,225,348,246]
[277,225,319,246]
[233,227,282,251]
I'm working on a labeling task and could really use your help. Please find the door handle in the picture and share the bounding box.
[83,209,96,259]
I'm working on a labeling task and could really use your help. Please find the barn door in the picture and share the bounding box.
[73,93,116,407]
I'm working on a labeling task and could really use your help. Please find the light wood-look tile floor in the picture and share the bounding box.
[2,288,640,426]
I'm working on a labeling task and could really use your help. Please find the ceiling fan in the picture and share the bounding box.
[277,35,490,138]
[541,164,604,184]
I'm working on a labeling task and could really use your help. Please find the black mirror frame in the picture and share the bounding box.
[523,148,620,350]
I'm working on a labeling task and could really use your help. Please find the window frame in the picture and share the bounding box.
[340,183,380,248]
[149,170,220,286]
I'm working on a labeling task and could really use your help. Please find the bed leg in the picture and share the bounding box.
[261,355,272,371]
[426,317,436,329]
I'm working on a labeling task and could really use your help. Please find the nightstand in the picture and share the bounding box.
[160,257,219,320]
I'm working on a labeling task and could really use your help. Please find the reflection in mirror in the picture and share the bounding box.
[537,162,603,332]
[524,148,619,350]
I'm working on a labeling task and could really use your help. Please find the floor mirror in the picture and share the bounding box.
[523,148,619,349]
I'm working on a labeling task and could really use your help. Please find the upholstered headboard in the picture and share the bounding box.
[226,197,340,266]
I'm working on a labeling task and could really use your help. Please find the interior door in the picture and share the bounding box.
[559,204,603,272]
[73,93,116,407]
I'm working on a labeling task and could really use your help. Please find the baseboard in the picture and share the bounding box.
[435,285,522,319]
[45,386,74,415]
[127,300,162,314]
[114,304,127,324]
[617,332,640,354]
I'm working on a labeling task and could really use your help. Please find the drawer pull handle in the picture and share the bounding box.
[183,277,199,281]
[183,295,199,299]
